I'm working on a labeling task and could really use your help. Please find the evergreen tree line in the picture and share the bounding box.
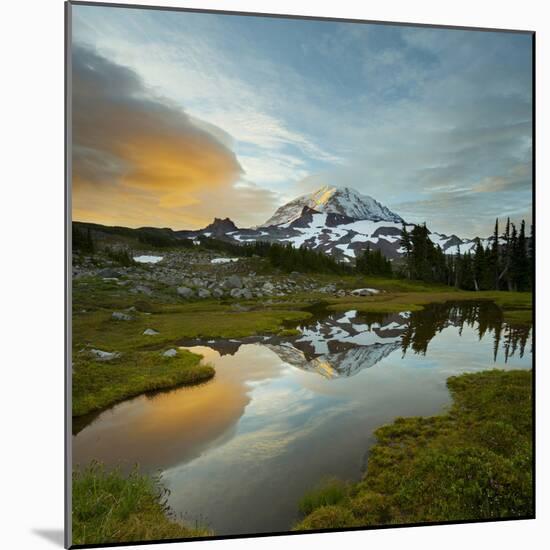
[236,240,350,274]
[400,224,447,283]
[72,223,195,250]
[355,245,393,277]
[72,226,95,253]
[158,236,350,275]
[73,218,533,291]
[400,218,533,291]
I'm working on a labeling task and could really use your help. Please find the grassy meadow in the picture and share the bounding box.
[295,369,533,530]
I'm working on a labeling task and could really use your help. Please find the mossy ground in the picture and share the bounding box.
[72,275,531,416]
[295,369,533,530]
[72,463,210,545]
[72,278,311,415]
[322,288,532,324]
[73,350,214,417]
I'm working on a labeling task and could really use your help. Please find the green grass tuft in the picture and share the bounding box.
[278,328,302,337]
[294,505,356,530]
[72,462,210,545]
[298,478,350,516]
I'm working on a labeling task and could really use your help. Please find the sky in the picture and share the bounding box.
[71,4,533,237]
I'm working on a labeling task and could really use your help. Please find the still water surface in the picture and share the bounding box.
[73,301,531,535]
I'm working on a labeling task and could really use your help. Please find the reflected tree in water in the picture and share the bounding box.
[399,301,531,362]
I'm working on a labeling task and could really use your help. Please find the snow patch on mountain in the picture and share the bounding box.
[262,185,403,227]
[178,185,494,262]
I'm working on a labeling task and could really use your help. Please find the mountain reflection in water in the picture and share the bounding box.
[177,301,531,379]
[73,300,532,536]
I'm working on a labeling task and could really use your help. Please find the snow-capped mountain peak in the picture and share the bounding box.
[261,185,403,227]
[177,185,489,262]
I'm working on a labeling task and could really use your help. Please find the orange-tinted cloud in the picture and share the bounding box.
[71,44,247,228]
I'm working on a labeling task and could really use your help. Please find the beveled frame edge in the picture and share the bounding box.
[65,1,73,547]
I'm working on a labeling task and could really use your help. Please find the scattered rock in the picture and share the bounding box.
[224,275,243,289]
[163,348,178,358]
[240,288,253,300]
[231,303,251,312]
[177,286,195,298]
[132,285,153,296]
[98,268,121,278]
[89,348,121,361]
[351,288,381,296]
[319,284,336,293]
[143,328,159,335]
[230,288,243,298]
[112,311,133,321]
[212,288,224,298]
[198,288,211,299]
[336,289,347,297]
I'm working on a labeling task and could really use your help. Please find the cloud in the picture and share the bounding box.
[176,180,281,230]
[71,8,532,237]
[72,7,344,191]
[72,43,278,228]
[472,162,532,193]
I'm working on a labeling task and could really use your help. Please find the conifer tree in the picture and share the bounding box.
[490,218,500,290]
[512,220,529,291]
[400,223,412,279]
[528,224,534,289]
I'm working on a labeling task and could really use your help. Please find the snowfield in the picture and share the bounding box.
[180,185,493,262]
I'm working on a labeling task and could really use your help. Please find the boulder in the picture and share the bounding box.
[132,285,153,295]
[224,275,243,289]
[351,288,381,296]
[240,288,253,300]
[212,288,224,298]
[231,303,251,312]
[262,282,275,293]
[98,268,121,278]
[230,288,242,298]
[198,288,211,299]
[89,348,121,361]
[163,348,178,358]
[319,284,337,293]
[177,286,195,298]
[112,311,133,321]
[143,328,159,335]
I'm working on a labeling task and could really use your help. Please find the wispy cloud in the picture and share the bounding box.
[72,43,276,229]
[72,6,532,236]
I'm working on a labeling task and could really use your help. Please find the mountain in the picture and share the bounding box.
[176,185,490,262]
[202,217,238,237]
[261,185,404,227]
